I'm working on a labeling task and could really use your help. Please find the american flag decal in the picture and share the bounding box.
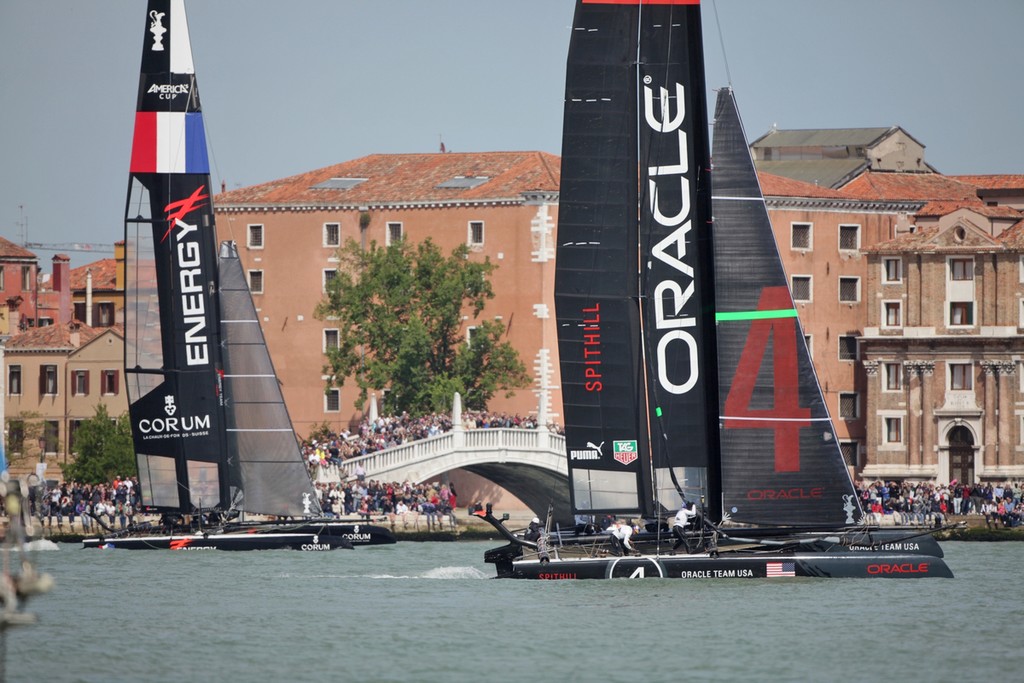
[766,561,795,578]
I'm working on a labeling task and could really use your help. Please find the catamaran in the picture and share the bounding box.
[83,0,391,550]
[478,0,952,579]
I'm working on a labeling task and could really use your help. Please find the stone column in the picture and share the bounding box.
[863,361,879,468]
[905,362,922,468]
[920,362,936,467]
[981,362,998,468]
[998,362,1016,467]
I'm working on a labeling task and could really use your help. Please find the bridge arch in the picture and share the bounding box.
[317,428,573,521]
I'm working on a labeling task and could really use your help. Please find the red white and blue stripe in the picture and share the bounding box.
[130,111,209,174]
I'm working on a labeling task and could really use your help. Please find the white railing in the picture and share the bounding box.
[315,428,566,484]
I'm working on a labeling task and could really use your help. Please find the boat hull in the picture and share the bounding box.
[83,531,352,551]
[495,552,953,580]
[229,521,397,546]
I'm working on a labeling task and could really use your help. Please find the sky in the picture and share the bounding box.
[2,0,1022,269]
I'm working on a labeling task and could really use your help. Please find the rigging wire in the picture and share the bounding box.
[710,0,733,88]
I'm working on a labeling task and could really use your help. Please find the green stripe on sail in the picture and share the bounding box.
[716,308,798,322]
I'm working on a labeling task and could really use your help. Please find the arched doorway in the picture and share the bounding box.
[948,425,975,483]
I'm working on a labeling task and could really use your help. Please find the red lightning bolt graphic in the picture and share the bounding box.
[169,538,193,550]
[162,185,209,243]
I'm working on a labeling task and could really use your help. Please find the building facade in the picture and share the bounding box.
[3,322,127,478]
[761,133,1024,483]
[214,152,561,438]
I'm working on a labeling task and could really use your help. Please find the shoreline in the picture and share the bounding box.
[25,511,1024,544]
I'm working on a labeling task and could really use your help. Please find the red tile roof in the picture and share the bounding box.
[70,259,118,291]
[995,220,1024,249]
[0,236,37,260]
[5,322,114,351]
[950,174,1024,191]
[758,171,846,199]
[915,201,1023,219]
[840,171,979,202]
[214,152,561,207]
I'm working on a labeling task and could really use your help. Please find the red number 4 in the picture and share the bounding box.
[723,286,809,472]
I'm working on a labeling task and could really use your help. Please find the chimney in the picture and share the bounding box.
[53,254,72,325]
[69,321,81,348]
[86,269,93,327]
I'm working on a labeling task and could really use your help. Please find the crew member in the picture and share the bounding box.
[606,518,635,556]
[672,498,698,553]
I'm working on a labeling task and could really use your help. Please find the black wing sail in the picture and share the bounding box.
[124,0,233,514]
[711,88,862,527]
[556,1,649,518]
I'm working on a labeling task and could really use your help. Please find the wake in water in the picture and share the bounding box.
[280,566,490,580]
[24,539,60,552]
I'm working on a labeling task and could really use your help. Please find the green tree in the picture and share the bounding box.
[63,405,135,484]
[315,237,530,415]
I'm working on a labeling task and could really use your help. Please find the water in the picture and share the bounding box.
[3,541,1021,683]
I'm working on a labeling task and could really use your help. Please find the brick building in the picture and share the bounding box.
[760,131,1024,484]
[213,151,561,438]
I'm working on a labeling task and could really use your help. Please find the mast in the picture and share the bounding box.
[124,0,234,514]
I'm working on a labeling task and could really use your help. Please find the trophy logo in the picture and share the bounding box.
[149,10,167,51]
[164,395,177,416]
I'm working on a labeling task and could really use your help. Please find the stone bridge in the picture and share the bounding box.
[317,426,572,521]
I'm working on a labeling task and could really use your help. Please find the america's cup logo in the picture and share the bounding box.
[149,10,167,51]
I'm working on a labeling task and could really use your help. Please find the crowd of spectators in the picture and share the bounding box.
[855,479,1023,528]
[310,478,460,531]
[29,475,142,533]
[301,410,562,472]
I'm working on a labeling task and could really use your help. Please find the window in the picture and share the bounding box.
[101,369,119,396]
[8,365,21,395]
[468,221,484,246]
[8,420,23,453]
[40,364,58,396]
[884,362,902,391]
[840,441,858,467]
[325,388,340,412]
[950,363,973,391]
[949,258,973,281]
[43,420,59,454]
[74,302,86,322]
[248,270,264,294]
[839,277,860,303]
[247,224,264,249]
[885,417,903,444]
[950,302,974,326]
[791,276,811,302]
[883,257,902,283]
[883,301,902,327]
[21,266,32,290]
[386,222,404,245]
[839,392,858,419]
[69,419,84,454]
[838,335,858,361]
[324,222,340,247]
[97,302,114,327]
[466,326,479,345]
[323,269,338,293]
[804,335,812,356]
[791,223,811,250]
[0,267,5,289]
[839,224,860,251]
[73,369,89,396]
[323,329,340,352]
